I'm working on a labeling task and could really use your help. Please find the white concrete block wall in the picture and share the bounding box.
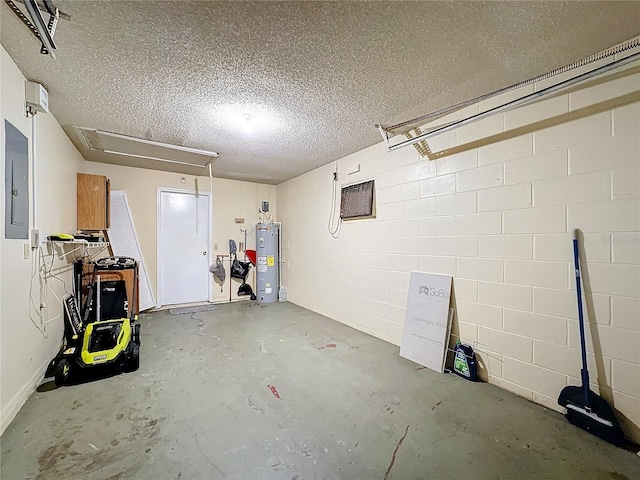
[277,57,640,442]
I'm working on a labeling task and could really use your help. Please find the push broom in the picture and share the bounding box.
[557,229,624,446]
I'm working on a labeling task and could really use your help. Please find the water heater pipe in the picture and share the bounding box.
[273,222,282,289]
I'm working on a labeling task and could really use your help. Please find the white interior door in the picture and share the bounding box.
[158,189,210,306]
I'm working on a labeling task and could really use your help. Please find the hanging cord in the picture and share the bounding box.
[41,244,73,296]
[28,243,75,337]
[39,246,72,330]
[28,245,45,334]
[327,171,342,239]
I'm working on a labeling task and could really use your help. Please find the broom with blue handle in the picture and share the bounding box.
[557,229,624,446]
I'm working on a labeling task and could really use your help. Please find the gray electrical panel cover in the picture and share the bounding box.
[4,120,29,239]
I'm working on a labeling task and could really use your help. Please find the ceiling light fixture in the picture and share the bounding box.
[241,113,254,135]
[211,104,283,136]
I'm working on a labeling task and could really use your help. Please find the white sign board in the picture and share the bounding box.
[400,272,453,373]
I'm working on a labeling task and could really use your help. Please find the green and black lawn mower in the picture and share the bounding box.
[54,257,141,386]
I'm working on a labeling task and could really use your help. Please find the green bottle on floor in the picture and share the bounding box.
[453,341,478,381]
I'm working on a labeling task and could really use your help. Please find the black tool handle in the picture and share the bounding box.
[572,229,591,408]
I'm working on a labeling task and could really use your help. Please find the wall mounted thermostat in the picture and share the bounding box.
[261,201,269,212]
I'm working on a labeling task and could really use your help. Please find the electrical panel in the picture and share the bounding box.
[4,120,29,239]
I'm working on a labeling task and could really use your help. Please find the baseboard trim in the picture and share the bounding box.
[1,356,53,435]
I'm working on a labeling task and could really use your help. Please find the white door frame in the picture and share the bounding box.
[157,187,212,306]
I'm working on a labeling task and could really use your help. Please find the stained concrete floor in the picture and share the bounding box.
[1,301,638,480]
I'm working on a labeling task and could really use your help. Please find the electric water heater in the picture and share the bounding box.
[256,223,279,303]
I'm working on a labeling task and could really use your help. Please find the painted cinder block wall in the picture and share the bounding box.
[277,56,640,441]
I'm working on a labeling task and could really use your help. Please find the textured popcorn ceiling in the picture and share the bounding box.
[2,1,640,184]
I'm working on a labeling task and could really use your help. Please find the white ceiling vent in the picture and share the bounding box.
[72,126,218,175]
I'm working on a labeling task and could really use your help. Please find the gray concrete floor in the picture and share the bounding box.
[1,301,638,480]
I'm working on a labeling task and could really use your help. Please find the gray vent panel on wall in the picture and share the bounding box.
[340,180,375,219]
[108,190,156,310]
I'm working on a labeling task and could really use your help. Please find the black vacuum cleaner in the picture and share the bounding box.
[557,229,624,446]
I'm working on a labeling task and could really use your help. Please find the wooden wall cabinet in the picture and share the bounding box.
[77,173,110,231]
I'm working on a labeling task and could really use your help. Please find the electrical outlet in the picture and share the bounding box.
[23,243,30,259]
[346,164,360,175]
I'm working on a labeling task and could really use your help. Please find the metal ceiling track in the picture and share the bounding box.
[73,126,219,169]
[378,37,640,155]
[3,0,40,38]
[4,0,60,59]
[16,0,70,20]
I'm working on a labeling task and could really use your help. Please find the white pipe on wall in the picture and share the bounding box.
[31,115,37,231]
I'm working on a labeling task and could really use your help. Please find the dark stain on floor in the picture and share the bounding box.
[33,414,164,479]
[36,441,74,479]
